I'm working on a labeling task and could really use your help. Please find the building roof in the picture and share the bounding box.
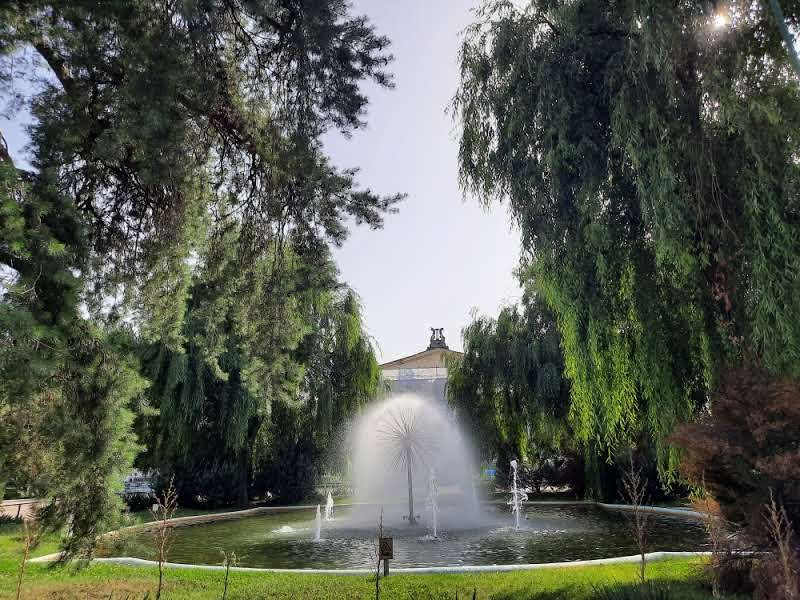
[380,329,463,370]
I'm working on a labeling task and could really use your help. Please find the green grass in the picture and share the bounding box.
[0,522,743,600]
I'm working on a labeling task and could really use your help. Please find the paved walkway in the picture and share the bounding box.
[0,498,43,520]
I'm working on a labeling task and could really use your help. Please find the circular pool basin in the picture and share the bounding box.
[101,504,707,569]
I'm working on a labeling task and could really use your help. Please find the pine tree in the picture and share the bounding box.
[1,0,401,551]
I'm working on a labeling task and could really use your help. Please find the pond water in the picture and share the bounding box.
[102,504,708,569]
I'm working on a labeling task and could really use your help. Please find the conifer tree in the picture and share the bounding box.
[1,0,400,551]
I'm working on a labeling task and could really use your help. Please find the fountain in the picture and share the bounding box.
[314,504,322,541]
[101,394,712,569]
[426,469,439,538]
[508,459,528,530]
[350,393,478,530]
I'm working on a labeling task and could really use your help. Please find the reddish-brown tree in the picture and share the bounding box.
[671,366,799,596]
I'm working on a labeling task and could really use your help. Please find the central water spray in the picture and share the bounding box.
[324,492,334,521]
[350,393,478,530]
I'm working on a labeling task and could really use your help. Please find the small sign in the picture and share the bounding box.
[379,536,393,560]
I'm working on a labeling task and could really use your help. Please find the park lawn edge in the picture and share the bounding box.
[1,521,741,600]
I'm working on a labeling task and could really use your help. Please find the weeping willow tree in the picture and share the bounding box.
[447,295,571,476]
[141,235,319,506]
[299,289,382,446]
[256,285,382,503]
[140,238,381,505]
[453,0,800,486]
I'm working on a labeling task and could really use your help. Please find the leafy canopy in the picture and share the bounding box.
[454,0,800,478]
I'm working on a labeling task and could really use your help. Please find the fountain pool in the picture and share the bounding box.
[99,394,708,570]
[100,504,708,569]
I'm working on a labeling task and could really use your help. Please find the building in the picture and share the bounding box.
[379,328,462,405]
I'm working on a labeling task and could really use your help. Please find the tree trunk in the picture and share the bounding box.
[237,416,262,507]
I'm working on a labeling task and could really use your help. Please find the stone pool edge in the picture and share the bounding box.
[31,551,712,574]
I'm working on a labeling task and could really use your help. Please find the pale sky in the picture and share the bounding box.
[326,0,521,361]
[1,0,522,362]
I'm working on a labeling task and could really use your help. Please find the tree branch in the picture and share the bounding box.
[0,130,14,169]
[30,32,77,95]
[768,0,800,79]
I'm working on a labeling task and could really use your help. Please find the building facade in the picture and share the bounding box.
[379,328,462,405]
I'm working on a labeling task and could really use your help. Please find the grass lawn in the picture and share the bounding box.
[0,522,747,600]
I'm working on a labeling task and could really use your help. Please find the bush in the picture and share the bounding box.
[167,460,242,508]
[123,492,156,512]
[670,365,800,598]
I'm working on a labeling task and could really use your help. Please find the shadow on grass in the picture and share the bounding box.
[490,581,718,600]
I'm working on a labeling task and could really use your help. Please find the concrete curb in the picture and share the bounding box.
[31,551,712,574]
[596,503,704,519]
[484,499,704,519]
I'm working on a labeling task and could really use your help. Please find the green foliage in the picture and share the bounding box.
[139,241,381,506]
[299,289,382,445]
[1,0,399,552]
[0,164,145,556]
[447,294,571,468]
[1,0,403,341]
[453,0,800,480]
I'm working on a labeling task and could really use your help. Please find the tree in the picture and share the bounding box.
[447,294,574,484]
[1,1,402,341]
[671,365,800,598]
[140,244,381,506]
[252,283,382,503]
[0,160,145,556]
[671,365,800,543]
[453,0,800,482]
[299,289,382,451]
[1,0,400,551]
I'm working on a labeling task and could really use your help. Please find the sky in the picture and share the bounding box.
[1,0,522,362]
[325,0,521,361]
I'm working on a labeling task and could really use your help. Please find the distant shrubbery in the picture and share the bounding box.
[123,492,157,513]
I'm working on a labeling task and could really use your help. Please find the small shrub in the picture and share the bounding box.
[150,479,178,600]
[670,365,800,598]
[621,458,650,585]
[752,493,800,600]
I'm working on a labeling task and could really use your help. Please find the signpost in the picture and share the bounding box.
[379,536,393,576]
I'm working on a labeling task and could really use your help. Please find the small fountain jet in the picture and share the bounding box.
[324,491,335,521]
[426,468,440,538]
[508,459,528,531]
[314,504,322,541]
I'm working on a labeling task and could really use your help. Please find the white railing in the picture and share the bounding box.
[381,367,448,381]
